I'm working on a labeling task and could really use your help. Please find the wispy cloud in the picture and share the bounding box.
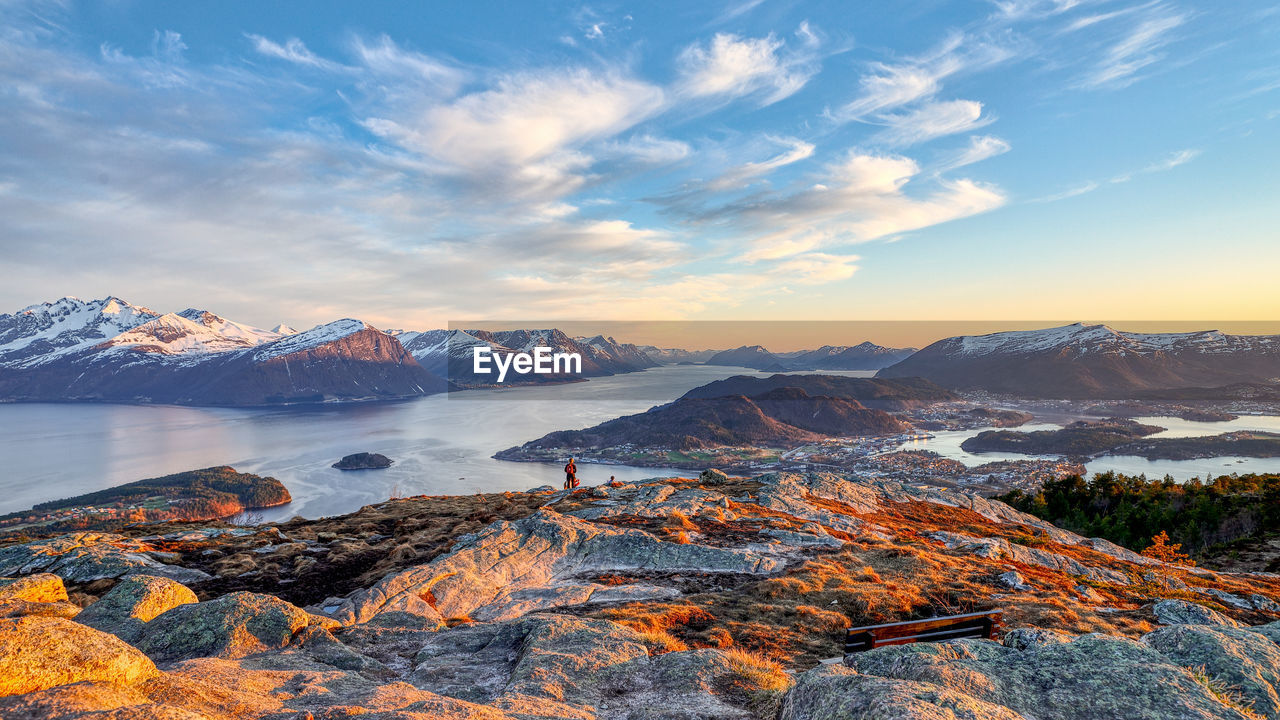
[875,99,994,146]
[247,34,350,72]
[934,135,1012,174]
[1033,147,1199,201]
[677,28,820,106]
[1077,4,1186,89]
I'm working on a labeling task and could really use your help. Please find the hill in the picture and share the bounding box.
[0,466,290,534]
[878,323,1280,398]
[680,374,958,410]
[503,386,908,453]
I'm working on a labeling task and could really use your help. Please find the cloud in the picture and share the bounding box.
[361,67,666,200]
[1078,5,1186,89]
[653,149,1006,262]
[830,35,1010,123]
[0,7,1019,326]
[708,135,815,190]
[247,34,349,72]
[677,30,818,105]
[934,135,1012,173]
[875,99,994,146]
[1144,147,1199,172]
[1032,147,1200,202]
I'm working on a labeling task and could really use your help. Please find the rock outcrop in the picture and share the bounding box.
[1,470,1279,719]
[0,533,211,584]
[318,508,782,626]
[76,574,198,642]
[136,591,315,662]
[0,616,159,696]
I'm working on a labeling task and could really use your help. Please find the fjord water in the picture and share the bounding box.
[0,365,764,520]
[4,366,1279,521]
[894,415,1280,480]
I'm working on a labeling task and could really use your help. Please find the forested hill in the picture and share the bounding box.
[998,472,1280,570]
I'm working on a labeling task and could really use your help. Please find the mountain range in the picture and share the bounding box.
[0,297,662,405]
[703,342,916,371]
[0,298,448,405]
[877,323,1280,398]
[396,329,657,387]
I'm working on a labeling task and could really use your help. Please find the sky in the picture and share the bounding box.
[1,0,1278,333]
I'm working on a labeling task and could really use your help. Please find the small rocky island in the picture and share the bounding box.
[332,452,394,470]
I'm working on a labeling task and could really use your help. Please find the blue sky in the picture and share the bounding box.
[1,0,1277,330]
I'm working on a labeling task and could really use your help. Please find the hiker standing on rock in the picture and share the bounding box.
[563,457,579,489]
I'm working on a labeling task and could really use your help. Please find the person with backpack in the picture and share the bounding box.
[563,457,579,489]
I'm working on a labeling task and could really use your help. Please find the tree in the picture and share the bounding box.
[1141,531,1196,566]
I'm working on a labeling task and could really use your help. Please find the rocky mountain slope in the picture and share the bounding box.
[0,297,448,405]
[502,387,909,453]
[681,374,958,411]
[1,470,1279,718]
[878,323,1280,398]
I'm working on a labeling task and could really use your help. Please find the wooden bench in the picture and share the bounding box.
[843,610,1004,656]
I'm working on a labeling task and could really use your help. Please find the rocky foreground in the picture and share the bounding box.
[1,471,1280,719]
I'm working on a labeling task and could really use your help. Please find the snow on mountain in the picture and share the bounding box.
[174,309,282,345]
[0,296,159,368]
[102,312,279,359]
[879,322,1280,397]
[251,319,375,362]
[952,323,1278,357]
[272,324,299,336]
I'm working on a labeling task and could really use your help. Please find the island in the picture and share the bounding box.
[960,418,1165,457]
[0,466,291,535]
[332,452,394,470]
[962,419,1280,461]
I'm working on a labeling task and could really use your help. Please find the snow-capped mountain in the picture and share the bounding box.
[100,312,282,360]
[398,328,656,386]
[636,345,718,364]
[786,342,917,371]
[704,345,784,370]
[0,298,448,405]
[0,297,159,368]
[878,323,1280,398]
[701,342,913,371]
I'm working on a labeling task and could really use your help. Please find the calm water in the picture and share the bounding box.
[4,370,1277,520]
[0,365,772,520]
[893,416,1280,480]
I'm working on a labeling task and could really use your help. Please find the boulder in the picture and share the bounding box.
[412,614,649,705]
[76,575,199,643]
[0,682,209,720]
[699,468,731,485]
[136,591,313,662]
[0,599,81,620]
[780,665,1025,720]
[0,573,68,603]
[997,570,1032,591]
[1002,627,1072,650]
[1143,624,1280,718]
[1152,599,1244,628]
[842,633,1260,720]
[0,533,210,584]
[0,616,158,696]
